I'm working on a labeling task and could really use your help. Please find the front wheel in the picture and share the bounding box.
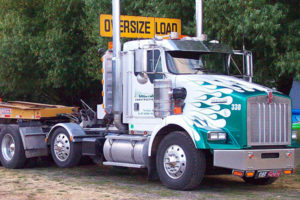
[243,177,278,185]
[156,131,206,190]
[51,128,81,168]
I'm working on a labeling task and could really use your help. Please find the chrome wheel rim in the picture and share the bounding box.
[163,145,186,179]
[53,133,70,162]
[1,134,15,161]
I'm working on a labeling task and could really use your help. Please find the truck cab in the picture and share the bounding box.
[100,37,300,189]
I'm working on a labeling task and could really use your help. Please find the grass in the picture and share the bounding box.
[0,162,299,200]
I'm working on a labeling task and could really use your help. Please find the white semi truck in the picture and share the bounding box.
[0,0,299,190]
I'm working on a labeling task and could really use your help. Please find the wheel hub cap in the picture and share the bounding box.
[163,145,186,179]
[53,133,70,162]
[1,134,15,161]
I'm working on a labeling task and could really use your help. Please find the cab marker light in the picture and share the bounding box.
[108,41,113,49]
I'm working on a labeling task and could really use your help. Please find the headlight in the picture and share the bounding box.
[292,130,298,140]
[207,132,227,141]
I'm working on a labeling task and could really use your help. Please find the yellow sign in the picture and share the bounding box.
[100,14,181,38]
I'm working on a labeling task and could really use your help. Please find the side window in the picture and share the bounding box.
[147,50,162,73]
[147,49,163,82]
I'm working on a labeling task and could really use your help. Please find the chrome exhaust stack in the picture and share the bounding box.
[195,0,207,41]
[112,0,126,131]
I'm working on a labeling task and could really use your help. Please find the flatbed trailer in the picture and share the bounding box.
[0,101,87,168]
[0,100,110,169]
[0,101,77,120]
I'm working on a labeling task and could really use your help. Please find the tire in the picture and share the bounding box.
[156,131,206,190]
[0,125,26,168]
[50,127,81,168]
[243,177,278,185]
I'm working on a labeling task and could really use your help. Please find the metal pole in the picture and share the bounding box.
[196,0,203,37]
[113,0,121,58]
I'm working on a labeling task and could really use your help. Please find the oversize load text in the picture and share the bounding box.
[100,14,181,38]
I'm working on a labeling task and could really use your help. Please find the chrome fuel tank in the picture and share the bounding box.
[103,135,149,165]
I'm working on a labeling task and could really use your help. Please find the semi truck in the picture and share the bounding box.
[0,0,299,190]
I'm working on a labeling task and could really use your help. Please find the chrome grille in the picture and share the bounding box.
[247,95,291,146]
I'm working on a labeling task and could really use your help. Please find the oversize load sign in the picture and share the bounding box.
[100,14,181,38]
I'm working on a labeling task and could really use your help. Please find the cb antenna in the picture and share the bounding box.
[242,0,245,51]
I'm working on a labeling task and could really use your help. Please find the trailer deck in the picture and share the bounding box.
[0,101,77,120]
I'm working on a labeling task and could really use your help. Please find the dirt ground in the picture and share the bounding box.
[0,159,299,200]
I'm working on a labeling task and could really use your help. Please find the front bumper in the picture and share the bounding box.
[214,148,300,170]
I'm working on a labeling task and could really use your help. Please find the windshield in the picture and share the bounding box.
[166,51,228,75]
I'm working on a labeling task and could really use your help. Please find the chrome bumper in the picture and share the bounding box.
[214,148,300,170]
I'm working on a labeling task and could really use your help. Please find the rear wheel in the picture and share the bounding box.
[0,125,26,168]
[243,177,278,185]
[156,131,206,190]
[51,128,81,168]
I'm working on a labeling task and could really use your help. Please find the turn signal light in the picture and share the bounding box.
[245,171,255,177]
[283,169,292,175]
[232,170,244,177]
[174,106,182,114]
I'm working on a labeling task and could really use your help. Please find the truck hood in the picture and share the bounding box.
[174,75,275,130]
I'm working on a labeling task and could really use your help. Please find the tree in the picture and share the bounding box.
[0,0,102,106]
[0,0,298,107]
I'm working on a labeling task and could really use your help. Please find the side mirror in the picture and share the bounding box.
[137,72,149,84]
[135,49,147,73]
[244,51,253,82]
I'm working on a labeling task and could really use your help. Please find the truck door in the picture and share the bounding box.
[131,48,164,118]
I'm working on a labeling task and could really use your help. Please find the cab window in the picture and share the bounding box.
[147,49,163,81]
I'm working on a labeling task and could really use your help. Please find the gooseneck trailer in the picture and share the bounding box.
[0,0,299,190]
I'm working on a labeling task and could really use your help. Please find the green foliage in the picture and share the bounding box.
[0,0,102,106]
[0,0,299,107]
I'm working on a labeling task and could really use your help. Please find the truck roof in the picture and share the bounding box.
[123,38,233,54]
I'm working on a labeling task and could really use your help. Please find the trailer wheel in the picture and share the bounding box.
[50,128,81,168]
[0,125,26,168]
[243,177,278,185]
[156,131,206,190]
